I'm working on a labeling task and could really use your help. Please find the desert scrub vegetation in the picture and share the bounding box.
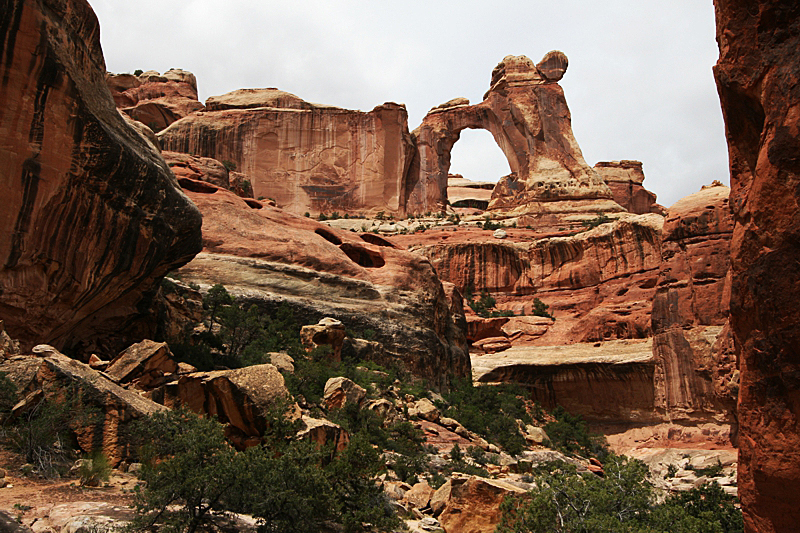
[497,455,742,533]
[130,407,401,533]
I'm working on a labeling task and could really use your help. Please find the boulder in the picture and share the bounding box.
[0,351,166,465]
[714,1,800,530]
[322,377,367,409]
[0,0,202,354]
[0,321,20,360]
[472,336,512,354]
[296,415,349,452]
[105,340,179,389]
[301,318,347,362]
[153,364,298,448]
[437,475,527,533]
[364,399,401,425]
[410,398,440,423]
[268,352,295,374]
[405,480,435,509]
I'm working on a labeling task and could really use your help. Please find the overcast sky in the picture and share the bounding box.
[90,0,728,208]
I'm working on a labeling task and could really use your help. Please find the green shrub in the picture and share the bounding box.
[78,450,111,487]
[531,297,554,320]
[221,160,236,172]
[133,69,143,76]
[543,406,607,459]
[581,212,611,230]
[442,379,530,455]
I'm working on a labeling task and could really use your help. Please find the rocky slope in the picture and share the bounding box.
[714,1,800,531]
[0,0,203,354]
[171,176,469,386]
[159,89,414,218]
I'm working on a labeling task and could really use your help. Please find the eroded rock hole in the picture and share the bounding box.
[315,228,343,245]
[244,199,263,209]
[359,233,396,248]
[340,243,385,268]
[178,177,218,193]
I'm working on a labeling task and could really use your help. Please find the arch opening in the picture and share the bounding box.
[447,128,511,210]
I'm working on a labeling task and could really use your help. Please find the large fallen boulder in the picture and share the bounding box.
[436,474,527,533]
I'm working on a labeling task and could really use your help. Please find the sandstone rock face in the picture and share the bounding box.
[594,161,665,215]
[407,52,625,223]
[159,89,414,217]
[437,475,527,533]
[106,68,204,132]
[170,179,469,386]
[154,363,298,449]
[322,377,366,409]
[713,2,800,530]
[651,185,735,422]
[416,214,664,345]
[0,0,203,353]
[1,351,166,465]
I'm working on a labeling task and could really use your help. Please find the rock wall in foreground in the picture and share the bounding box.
[714,1,800,531]
[0,0,203,354]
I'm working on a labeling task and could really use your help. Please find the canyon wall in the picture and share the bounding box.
[714,1,800,531]
[0,0,202,353]
[158,89,414,217]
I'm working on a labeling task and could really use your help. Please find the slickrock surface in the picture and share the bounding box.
[159,89,414,217]
[172,180,469,385]
[714,1,800,530]
[106,69,204,132]
[594,160,665,215]
[436,475,527,533]
[651,184,735,423]
[408,52,625,225]
[0,0,202,354]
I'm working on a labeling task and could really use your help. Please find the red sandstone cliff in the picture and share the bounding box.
[0,0,203,353]
[158,89,414,218]
[714,1,800,531]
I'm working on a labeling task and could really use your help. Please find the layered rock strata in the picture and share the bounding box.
[0,0,203,353]
[713,1,800,530]
[171,177,469,386]
[159,89,414,217]
[407,52,625,224]
[415,214,664,345]
[106,69,204,132]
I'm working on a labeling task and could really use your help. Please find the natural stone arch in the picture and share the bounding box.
[405,52,622,221]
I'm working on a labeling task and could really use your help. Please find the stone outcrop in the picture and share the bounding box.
[407,52,625,225]
[0,0,203,354]
[1,351,166,465]
[152,363,299,449]
[159,89,414,217]
[106,69,204,132]
[436,475,527,533]
[322,377,366,409]
[163,151,255,198]
[651,184,735,422]
[301,317,347,361]
[169,177,469,386]
[105,339,179,390]
[713,1,800,531]
[593,161,665,215]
